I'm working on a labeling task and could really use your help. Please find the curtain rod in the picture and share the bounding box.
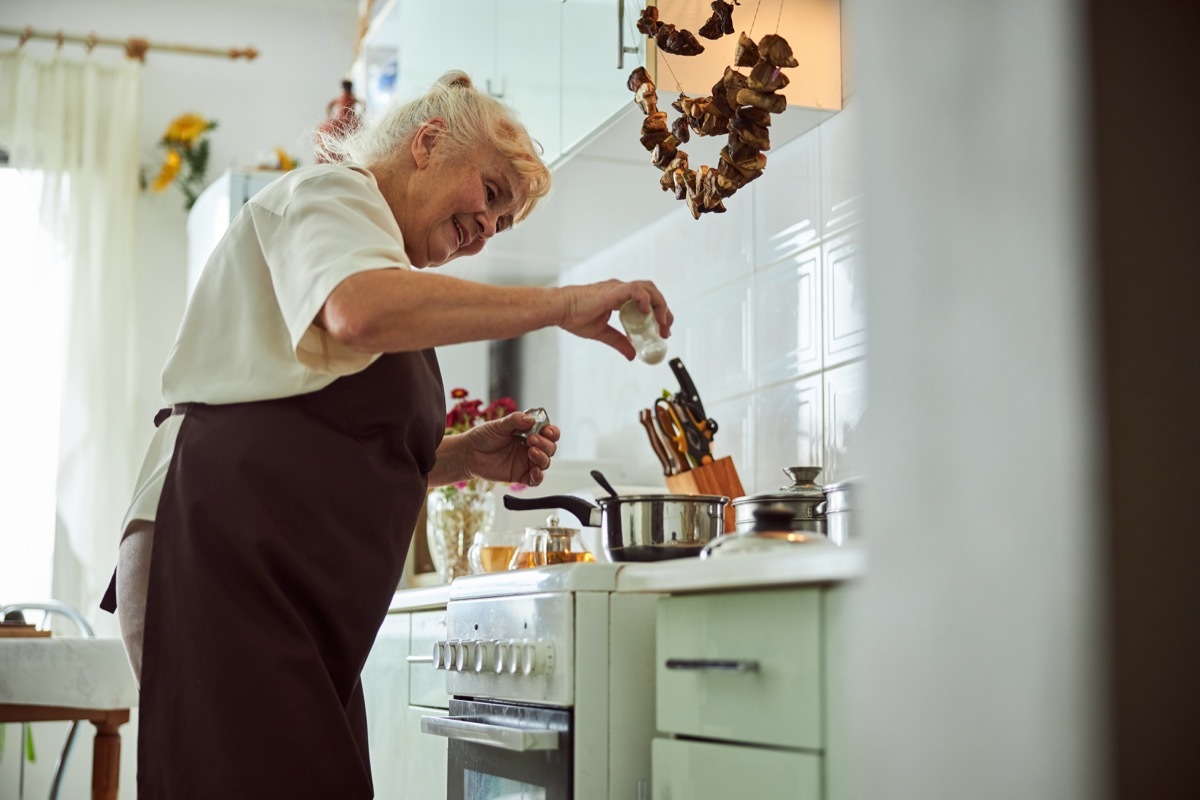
[1,26,259,62]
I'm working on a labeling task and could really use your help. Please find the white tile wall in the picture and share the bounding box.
[523,102,865,495]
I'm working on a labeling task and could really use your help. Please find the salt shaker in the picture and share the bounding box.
[618,300,667,364]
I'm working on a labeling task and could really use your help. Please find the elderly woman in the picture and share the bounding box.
[103,71,673,799]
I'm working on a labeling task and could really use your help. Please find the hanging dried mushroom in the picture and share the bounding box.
[627,24,796,219]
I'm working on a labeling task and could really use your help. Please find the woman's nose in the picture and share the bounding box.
[476,211,499,239]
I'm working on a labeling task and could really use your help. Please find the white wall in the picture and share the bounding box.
[0,2,358,798]
[521,104,866,496]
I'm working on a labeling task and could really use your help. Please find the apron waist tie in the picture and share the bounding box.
[154,402,205,428]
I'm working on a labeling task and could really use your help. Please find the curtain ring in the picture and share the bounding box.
[19,26,33,47]
[86,33,98,55]
[56,30,64,50]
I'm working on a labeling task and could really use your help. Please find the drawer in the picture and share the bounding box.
[409,609,449,709]
[656,588,822,749]
[652,737,821,800]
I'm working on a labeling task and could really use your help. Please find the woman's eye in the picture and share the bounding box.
[485,184,496,203]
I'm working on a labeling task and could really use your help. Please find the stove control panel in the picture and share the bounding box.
[442,592,574,707]
[432,638,555,676]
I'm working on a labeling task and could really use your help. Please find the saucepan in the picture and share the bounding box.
[503,470,728,562]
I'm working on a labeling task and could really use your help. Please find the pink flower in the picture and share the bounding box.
[444,388,518,435]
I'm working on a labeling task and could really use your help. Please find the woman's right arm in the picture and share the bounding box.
[317,268,673,360]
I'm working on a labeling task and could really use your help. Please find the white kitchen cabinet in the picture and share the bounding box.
[496,0,564,163]
[394,0,496,102]
[652,737,821,800]
[361,607,450,800]
[654,586,832,798]
[561,0,647,155]
[656,588,823,749]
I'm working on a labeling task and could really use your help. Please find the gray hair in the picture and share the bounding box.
[316,71,551,223]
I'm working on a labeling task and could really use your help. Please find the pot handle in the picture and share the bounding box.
[503,493,600,526]
[814,501,827,517]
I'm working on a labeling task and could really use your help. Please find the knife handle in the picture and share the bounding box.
[639,409,676,476]
[654,401,692,472]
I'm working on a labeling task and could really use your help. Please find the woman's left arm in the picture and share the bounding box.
[429,413,560,488]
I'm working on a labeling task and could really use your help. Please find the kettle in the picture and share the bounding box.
[508,514,597,569]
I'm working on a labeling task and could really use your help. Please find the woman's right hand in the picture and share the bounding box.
[558,279,674,361]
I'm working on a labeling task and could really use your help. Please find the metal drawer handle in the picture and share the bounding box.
[420,715,560,752]
[406,655,434,664]
[665,658,760,673]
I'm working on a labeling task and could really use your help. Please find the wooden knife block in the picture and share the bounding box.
[664,456,745,533]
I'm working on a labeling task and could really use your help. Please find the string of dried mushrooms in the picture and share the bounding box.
[628,4,798,219]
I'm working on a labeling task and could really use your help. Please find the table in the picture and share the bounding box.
[0,638,138,800]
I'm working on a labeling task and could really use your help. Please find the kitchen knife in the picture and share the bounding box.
[668,357,718,445]
[639,408,678,476]
[667,397,714,467]
[653,399,692,472]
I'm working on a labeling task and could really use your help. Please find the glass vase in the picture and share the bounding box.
[426,481,496,583]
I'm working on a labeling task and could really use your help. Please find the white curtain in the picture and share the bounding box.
[0,50,143,633]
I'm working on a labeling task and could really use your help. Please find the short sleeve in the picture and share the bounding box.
[249,165,410,374]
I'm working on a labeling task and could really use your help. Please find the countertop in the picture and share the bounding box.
[389,543,866,611]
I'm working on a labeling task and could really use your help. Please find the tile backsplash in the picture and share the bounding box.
[523,102,866,496]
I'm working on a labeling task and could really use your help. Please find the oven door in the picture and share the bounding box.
[421,698,573,800]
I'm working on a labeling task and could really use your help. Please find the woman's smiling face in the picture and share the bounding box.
[399,127,527,268]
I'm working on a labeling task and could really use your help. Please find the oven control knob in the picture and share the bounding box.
[494,640,509,674]
[521,640,555,676]
[433,640,452,670]
[455,640,473,672]
[473,640,497,673]
[446,640,462,671]
[504,639,522,675]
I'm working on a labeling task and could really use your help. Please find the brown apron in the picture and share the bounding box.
[132,351,444,799]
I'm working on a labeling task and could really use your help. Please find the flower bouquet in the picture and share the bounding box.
[146,112,217,210]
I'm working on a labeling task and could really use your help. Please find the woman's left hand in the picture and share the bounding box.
[463,413,560,487]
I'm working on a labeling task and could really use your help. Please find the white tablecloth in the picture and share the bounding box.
[0,638,138,710]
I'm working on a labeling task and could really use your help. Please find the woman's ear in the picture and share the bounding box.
[411,118,448,169]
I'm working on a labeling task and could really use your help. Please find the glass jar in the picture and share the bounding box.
[618,300,667,364]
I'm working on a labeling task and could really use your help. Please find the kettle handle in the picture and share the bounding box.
[503,493,600,526]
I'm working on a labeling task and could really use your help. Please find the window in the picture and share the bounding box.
[0,169,70,605]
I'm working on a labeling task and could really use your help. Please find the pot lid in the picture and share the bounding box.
[525,513,580,535]
[732,466,824,505]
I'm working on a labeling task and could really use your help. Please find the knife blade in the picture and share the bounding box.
[668,358,717,461]
[654,399,692,472]
[639,408,678,476]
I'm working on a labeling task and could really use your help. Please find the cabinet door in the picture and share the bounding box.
[561,0,646,154]
[403,706,449,800]
[410,609,450,709]
[397,0,496,101]
[652,738,821,800]
[362,613,411,799]
[495,0,563,162]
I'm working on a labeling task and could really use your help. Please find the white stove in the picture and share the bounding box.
[421,564,659,800]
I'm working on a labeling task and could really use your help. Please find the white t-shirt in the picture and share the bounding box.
[121,163,410,535]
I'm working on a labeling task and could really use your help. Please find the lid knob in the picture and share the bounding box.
[781,466,822,490]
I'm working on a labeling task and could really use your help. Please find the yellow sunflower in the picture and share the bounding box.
[151,148,183,192]
[163,113,213,147]
[274,147,296,171]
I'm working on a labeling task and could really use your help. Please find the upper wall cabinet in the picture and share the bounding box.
[354,0,842,284]
[561,0,648,154]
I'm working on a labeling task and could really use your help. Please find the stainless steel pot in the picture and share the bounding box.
[503,492,728,562]
[731,466,827,534]
[816,478,857,546]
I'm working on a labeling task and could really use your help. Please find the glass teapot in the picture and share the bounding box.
[508,514,597,569]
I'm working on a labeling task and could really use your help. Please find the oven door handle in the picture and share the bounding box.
[420,714,561,752]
